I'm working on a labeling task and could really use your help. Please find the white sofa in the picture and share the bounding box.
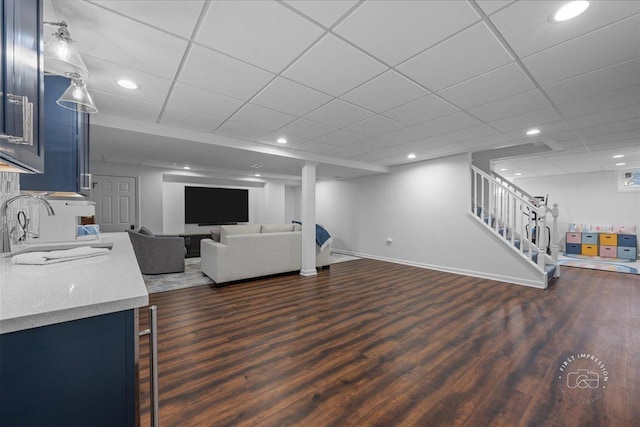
[200,224,330,284]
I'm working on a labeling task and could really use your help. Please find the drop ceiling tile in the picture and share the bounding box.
[574,117,640,138]
[398,22,513,91]
[490,0,640,58]
[556,85,640,119]
[197,1,324,73]
[214,121,273,141]
[180,45,275,100]
[467,89,550,122]
[82,56,172,105]
[420,111,483,136]
[283,0,358,28]
[333,0,479,66]
[256,133,307,147]
[276,118,337,140]
[438,63,534,109]
[440,124,501,143]
[252,77,332,116]
[167,83,244,120]
[502,120,570,140]
[53,1,188,78]
[568,104,640,130]
[304,99,374,128]
[90,0,204,38]
[416,143,468,158]
[377,123,435,145]
[490,107,563,133]
[316,130,367,146]
[522,15,640,86]
[90,90,162,122]
[347,138,392,153]
[341,71,429,113]
[476,1,514,16]
[344,115,407,138]
[544,59,640,105]
[383,95,458,126]
[399,136,449,152]
[283,34,387,96]
[160,108,222,133]
[229,103,297,131]
[293,140,337,154]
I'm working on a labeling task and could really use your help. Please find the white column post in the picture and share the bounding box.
[300,162,318,277]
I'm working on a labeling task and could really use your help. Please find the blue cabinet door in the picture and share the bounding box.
[0,0,44,172]
[20,75,90,194]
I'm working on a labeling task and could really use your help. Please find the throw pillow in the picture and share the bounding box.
[220,224,261,244]
[138,226,155,236]
[210,229,221,242]
[261,224,294,233]
[292,223,302,232]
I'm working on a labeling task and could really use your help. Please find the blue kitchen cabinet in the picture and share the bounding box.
[0,309,138,427]
[0,0,44,173]
[20,75,91,195]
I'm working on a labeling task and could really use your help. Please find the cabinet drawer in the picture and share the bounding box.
[599,246,617,258]
[565,243,581,255]
[599,233,617,246]
[617,247,637,260]
[566,232,581,244]
[581,233,598,244]
[617,234,637,248]
[581,244,598,256]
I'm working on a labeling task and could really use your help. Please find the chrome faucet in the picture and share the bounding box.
[1,195,55,253]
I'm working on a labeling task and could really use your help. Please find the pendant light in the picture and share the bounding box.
[56,73,98,114]
[43,21,90,80]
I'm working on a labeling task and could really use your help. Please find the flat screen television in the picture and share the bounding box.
[184,186,249,225]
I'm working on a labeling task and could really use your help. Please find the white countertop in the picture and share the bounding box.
[0,232,149,334]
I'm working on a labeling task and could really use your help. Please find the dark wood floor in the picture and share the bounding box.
[138,260,640,427]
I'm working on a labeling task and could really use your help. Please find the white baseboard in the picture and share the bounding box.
[330,249,547,289]
[300,269,318,277]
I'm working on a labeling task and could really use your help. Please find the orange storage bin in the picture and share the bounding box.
[599,233,617,246]
[582,244,598,256]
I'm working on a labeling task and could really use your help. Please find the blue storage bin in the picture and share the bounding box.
[566,243,581,255]
[617,246,637,260]
[617,234,637,248]
[581,233,598,244]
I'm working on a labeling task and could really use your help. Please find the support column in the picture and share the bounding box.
[300,162,318,277]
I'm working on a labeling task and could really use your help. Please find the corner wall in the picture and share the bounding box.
[317,153,545,287]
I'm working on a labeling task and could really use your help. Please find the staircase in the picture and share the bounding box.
[471,165,560,288]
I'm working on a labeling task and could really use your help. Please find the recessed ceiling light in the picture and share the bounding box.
[499,168,508,171]
[612,154,625,159]
[514,172,523,176]
[526,128,541,136]
[254,173,261,177]
[616,163,627,166]
[277,137,287,144]
[183,166,190,170]
[117,79,139,90]
[407,153,416,159]
[552,1,590,22]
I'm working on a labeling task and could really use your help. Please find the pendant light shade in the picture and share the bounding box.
[43,21,90,80]
[56,73,98,114]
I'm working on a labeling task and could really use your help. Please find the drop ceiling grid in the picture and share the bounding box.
[47,0,640,177]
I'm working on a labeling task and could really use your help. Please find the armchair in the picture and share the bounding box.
[127,228,186,274]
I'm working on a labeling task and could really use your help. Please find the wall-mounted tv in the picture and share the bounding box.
[184,186,249,225]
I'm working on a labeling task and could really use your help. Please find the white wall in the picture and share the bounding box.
[91,161,294,234]
[91,161,164,231]
[516,171,640,242]
[317,153,545,287]
[285,185,301,223]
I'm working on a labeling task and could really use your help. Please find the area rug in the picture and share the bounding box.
[144,252,362,294]
[558,253,640,275]
[143,258,213,294]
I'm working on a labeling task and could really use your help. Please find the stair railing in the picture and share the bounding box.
[471,165,558,275]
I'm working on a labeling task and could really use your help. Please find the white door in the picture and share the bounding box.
[91,175,137,232]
